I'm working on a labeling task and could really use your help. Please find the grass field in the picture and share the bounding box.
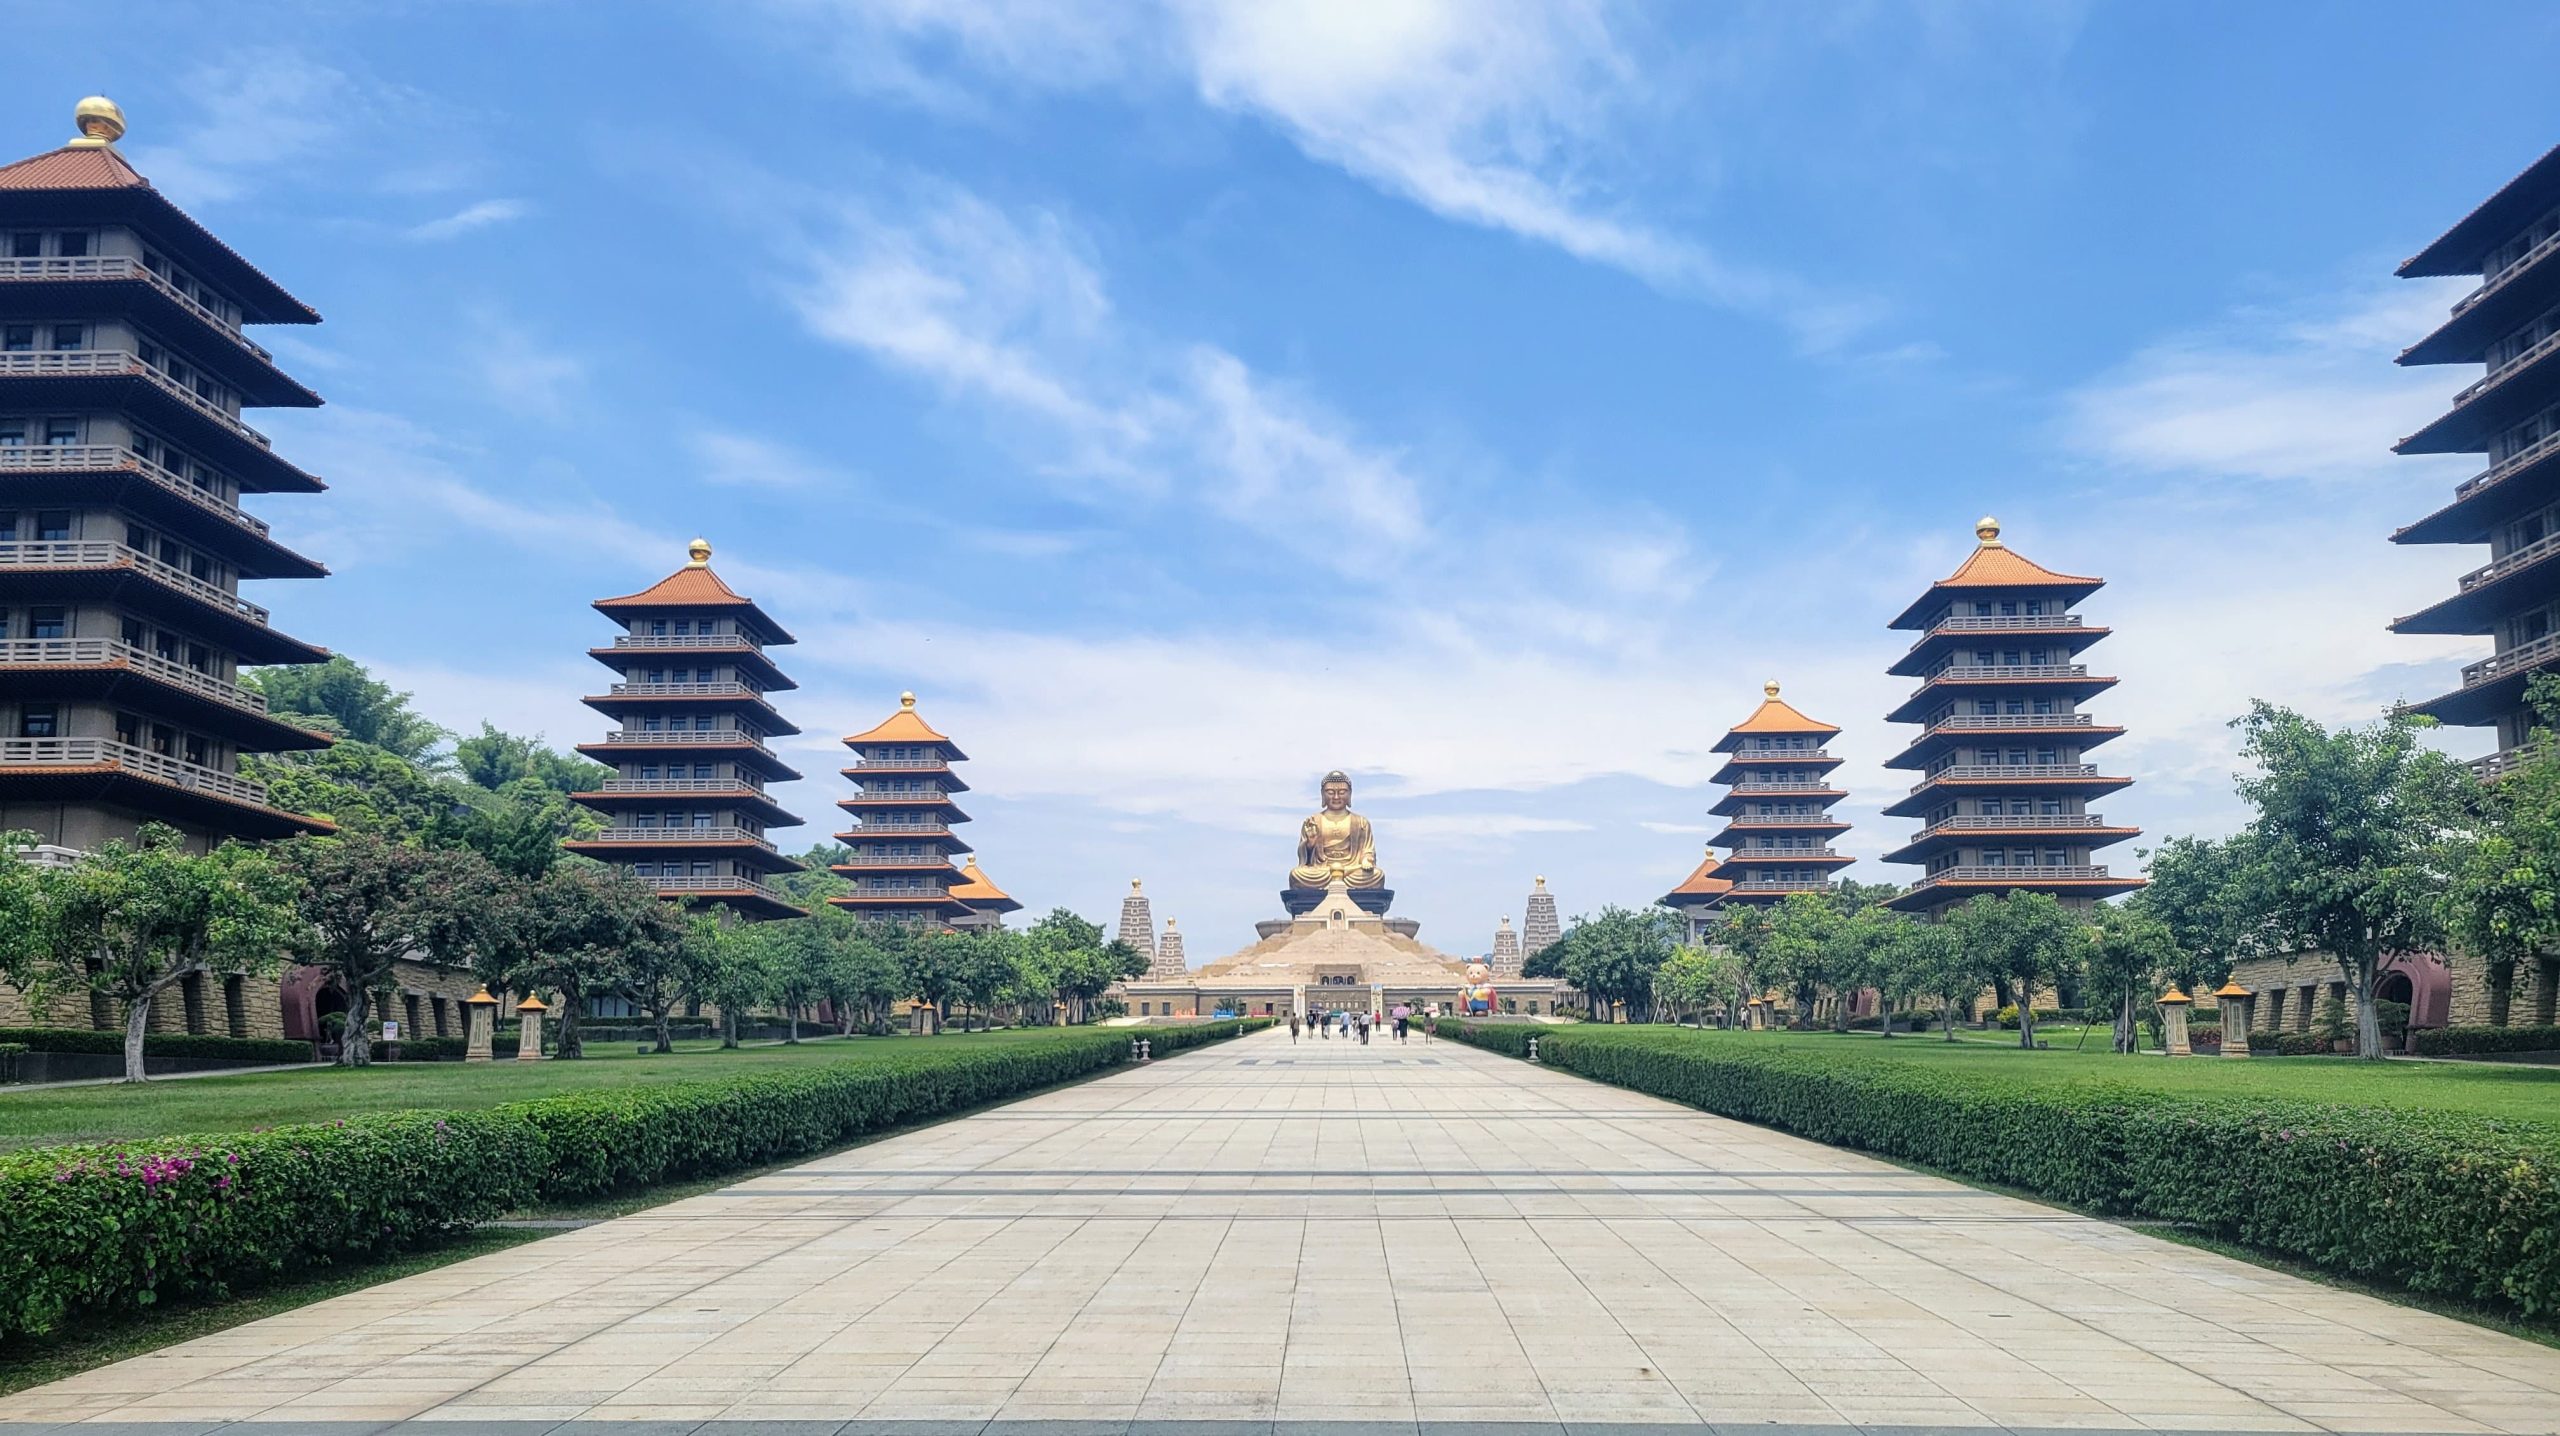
[1621,1024,2560,1127]
[0,1028,1116,1151]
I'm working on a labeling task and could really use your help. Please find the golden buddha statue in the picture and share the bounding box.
[1292,770,1384,890]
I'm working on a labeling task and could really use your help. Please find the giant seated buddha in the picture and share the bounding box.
[1285,770,1394,915]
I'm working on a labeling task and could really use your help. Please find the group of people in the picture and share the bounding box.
[1288,1008,1431,1045]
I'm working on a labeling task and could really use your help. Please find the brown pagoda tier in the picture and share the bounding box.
[829,692,975,923]
[565,539,806,921]
[1707,682,1853,905]
[0,98,334,851]
[1882,519,2142,916]
[948,854,1024,931]
[2389,143,2560,778]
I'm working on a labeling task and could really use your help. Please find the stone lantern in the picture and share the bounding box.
[1744,995,1765,1030]
[2215,978,2253,1059]
[2158,983,2193,1056]
[516,994,549,1061]
[463,987,500,1063]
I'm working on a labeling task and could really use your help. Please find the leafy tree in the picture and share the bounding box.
[505,863,665,1059]
[690,915,773,1048]
[0,835,56,998]
[1652,944,1740,1024]
[1527,905,1682,1021]
[773,847,854,905]
[1760,891,1846,1026]
[1947,891,2083,1048]
[2440,677,2560,1025]
[451,723,608,794]
[900,925,962,1022]
[273,832,510,1066]
[241,740,472,838]
[759,915,843,1042]
[2131,834,2262,991]
[614,897,709,1053]
[7,826,303,1081]
[822,922,908,1033]
[1899,919,1978,1043]
[2231,702,2474,1060]
[948,929,1026,1029]
[247,655,449,765]
[1023,908,1135,1023]
[2085,904,2177,1054]
[1857,908,1934,1037]
[432,780,595,878]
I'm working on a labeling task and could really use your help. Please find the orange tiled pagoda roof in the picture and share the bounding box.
[950,855,1022,911]
[845,692,968,757]
[1712,681,1841,748]
[0,143,147,190]
[1661,849,1734,905]
[591,540,796,642]
[1889,518,2103,629]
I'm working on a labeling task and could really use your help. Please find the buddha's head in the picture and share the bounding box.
[1321,771,1352,812]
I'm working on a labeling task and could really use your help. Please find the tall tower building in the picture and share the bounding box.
[1881,518,2142,917]
[830,692,973,924]
[1154,917,1187,976]
[1118,878,1157,964]
[567,539,806,918]
[2389,145,2560,777]
[1489,916,1522,975]
[1522,877,1562,958]
[1659,846,1735,943]
[1706,682,1853,904]
[0,98,336,851]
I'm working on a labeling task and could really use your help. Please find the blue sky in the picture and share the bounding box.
[15,1,2559,954]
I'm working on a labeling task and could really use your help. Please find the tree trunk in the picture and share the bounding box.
[2489,957,2515,1027]
[653,1006,673,1054]
[342,982,374,1067]
[786,1007,800,1044]
[2016,982,2036,1049]
[1880,999,1896,1038]
[2355,960,2384,1061]
[1942,996,1960,1042]
[721,1006,739,1050]
[557,1000,583,1060]
[121,992,153,1082]
[2114,987,2136,1055]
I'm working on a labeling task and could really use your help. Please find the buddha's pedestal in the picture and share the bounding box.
[1281,884,1394,917]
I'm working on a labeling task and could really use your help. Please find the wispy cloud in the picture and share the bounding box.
[126,50,368,206]
[470,314,587,419]
[685,429,863,493]
[405,198,528,241]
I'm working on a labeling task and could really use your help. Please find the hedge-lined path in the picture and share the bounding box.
[5,1025,2560,1434]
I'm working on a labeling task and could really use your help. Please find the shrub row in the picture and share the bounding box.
[0,1018,1264,1339]
[1442,1022,2560,1318]
[2246,1030,2339,1056]
[0,1042,23,1083]
[0,1027,311,1064]
[2412,1024,2560,1057]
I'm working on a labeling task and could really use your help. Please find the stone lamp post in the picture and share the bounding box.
[516,994,549,1061]
[463,987,500,1063]
[2216,979,2253,1059]
[2159,983,2193,1056]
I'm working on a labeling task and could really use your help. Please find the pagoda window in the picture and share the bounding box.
[114,711,140,746]
[637,764,661,779]
[18,704,58,738]
[2032,698,2055,715]
[640,716,664,732]
[6,233,36,259]
[2034,748,2059,764]
[28,607,65,640]
[50,324,86,351]
[2040,798,2063,815]
[1972,601,1994,616]
[693,763,715,778]
[1998,600,2018,616]
[2003,700,2026,715]
[647,619,667,636]
[35,511,70,540]
[41,418,78,447]
[690,812,712,828]
[183,734,207,766]
[1,325,30,351]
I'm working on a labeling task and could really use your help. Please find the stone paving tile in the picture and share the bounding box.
[8,1031,2560,1432]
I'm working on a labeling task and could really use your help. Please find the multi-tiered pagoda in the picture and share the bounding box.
[1706,683,1853,904]
[2389,145,2560,778]
[0,98,335,852]
[566,539,805,919]
[830,692,972,924]
[947,854,1021,931]
[1659,847,1735,942]
[1882,518,2142,917]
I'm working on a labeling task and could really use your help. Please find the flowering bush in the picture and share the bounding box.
[1441,1022,2560,1318]
[0,1019,1262,1337]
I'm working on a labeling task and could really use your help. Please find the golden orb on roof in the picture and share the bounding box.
[1975,515,2003,547]
[684,537,712,568]
[899,691,917,709]
[1763,679,1781,698]
[71,96,125,147]
[1131,877,1143,892]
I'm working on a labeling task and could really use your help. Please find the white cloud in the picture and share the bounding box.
[405,198,528,242]
[126,51,367,206]
[470,315,587,419]
[686,429,863,493]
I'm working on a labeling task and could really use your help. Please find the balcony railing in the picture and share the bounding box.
[1919,713,2096,733]
[2471,745,2546,781]
[0,444,272,535]
[1731,847,1842,861]
[0,736,270,806]
[2459,225,2560,316]
[592,730,773,754]
[1920,661,2089,683]
[844,884,952,898]
[833,851,957,866]
[1719,813,1839,826]
[2461,629,2560,687]
[0,351,273,450]
[1909,864,2117,889]
[2460,528,2560,591]
[0,256,270,359]
[849,756,949,771]
[588,777,767,795]
[643,873,790,901]
[0,540,268,624]
[1729,878,1833,893]
[2462,426,2560,499]
[1727,748,1831,761]
[2456,325,2560,409]
[1906,814,2109,844]
[0,638,268,713]
[1905,613,2086,655]
[1911,764,2101,793]
[583,825,776,851]
[846,822,957,837]
[847,787,952,802]
[607,632,762,652]
[606,681,766,699]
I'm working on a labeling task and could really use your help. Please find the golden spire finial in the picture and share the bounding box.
[1763,679,1781,698]
[1166,917,1177,929]
[1499,915,1512,927]
[1534,875,1547,890]
[1131,877,1143,892]
[899,691,917,709]
[684,537,712,568]
[1975,515,2003,547]
[70,97,125,148]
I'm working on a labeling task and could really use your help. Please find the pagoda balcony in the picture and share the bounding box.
[1910,763,2099,793]
[1717,813,1843,826]
[1727,847,1847,861]
[1908,814,2111,839]
[842,883,953,898]
[1724,749,1832,762]
[2462,629,2560,690]
[1901,864,2129,890]
[848,756,954,772]
[1728,878,1835,894]
[1920,661,2088,683]
[2,735,269,806]
[1728,776,1840,791]
[0,638,266,712]
[588,729,771,754]
[832,851,961,867]
[607,632,764,653]
[843,787,955,804]
[578,825,777,851]
[608,680,772,699]
[0,351,272,447]
[837,824,960,842]
[0,445,270,534]
[586,776,767,795]
[0,540,268,623]
[1924,614,2085,635]
[2471,744,2546,781]
[640,872,805,916]
[1921,713,2097,732]
[2462,428,2560,502]
[0,255,273,361]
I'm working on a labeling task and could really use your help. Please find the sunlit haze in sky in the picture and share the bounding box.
[16,1,2559,954]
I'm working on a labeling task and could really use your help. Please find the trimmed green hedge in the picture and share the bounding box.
[2246,1030,2338,1056]
[0,1019,1264,1338]
[0,1042,23,1084]
[1442,1022,2560,1318]
[2412,1025,2560,1057]
[0,1027,310,1064]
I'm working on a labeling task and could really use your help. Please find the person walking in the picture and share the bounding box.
[1395,1012,1409,1043]
[1289,1013,1301,1043]
[1424,1011,1437,1044]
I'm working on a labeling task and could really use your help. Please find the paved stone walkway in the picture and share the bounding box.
[8,1025,2560,1435]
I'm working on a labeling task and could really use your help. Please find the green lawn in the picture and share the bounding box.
[0,1028,1113,1151]
[1612,1025,2560,1128]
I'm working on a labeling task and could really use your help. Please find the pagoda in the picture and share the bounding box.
[948,854,1021,931]
[1706,682,1854,904]
[1659,846,1736,942]
[1155,918,1187,973]
[830,692,973,924]
[1490,916,1522,976]
[0,97,336,851]
[2388,144,2560,778]
[566,539,806,919]
[1522,877,1561,958]
[1881,518,2142,917]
